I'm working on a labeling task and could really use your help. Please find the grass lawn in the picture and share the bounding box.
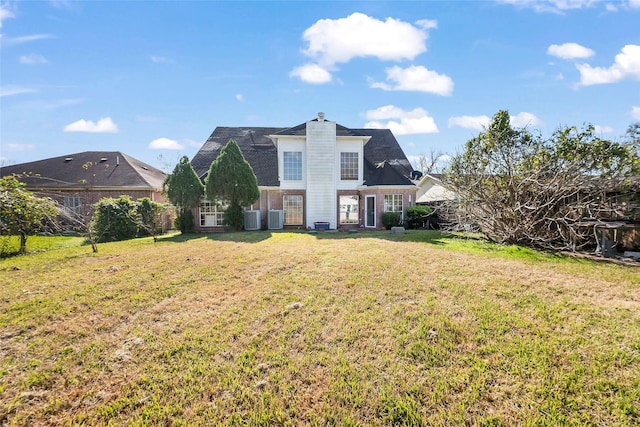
[1,230,639,426]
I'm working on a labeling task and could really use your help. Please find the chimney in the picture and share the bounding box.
[317,112,325,122]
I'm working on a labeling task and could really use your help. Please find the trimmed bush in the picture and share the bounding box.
[91,196,165,242]
[405,205,433,229]
[381,212,402,230]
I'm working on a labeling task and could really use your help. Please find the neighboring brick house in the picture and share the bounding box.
[0,151,167,219]
[190,113,418,231]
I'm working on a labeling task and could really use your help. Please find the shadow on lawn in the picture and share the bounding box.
[158,229,460,246]
[158,231,274,244]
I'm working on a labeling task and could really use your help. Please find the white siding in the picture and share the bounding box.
[336,139,364,190]
[306,120,337,228]
[277,138,306,190]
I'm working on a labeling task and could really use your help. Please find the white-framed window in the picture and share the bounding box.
[340,152,358,180]
[200,200,226,226]
[384,194,403,213]
[63,196,82,216]
[283,195,303,225]
[283,151,302,181]
[339,195,359,224]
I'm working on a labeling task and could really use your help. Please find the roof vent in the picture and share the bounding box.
[64,157,73,162]
[100,157,108,163]
[318,112,325,122]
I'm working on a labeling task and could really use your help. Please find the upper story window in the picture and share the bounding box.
[340,152,358,180]
[283,151,302,181]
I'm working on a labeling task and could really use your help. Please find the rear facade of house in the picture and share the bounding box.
[190,113,418,231]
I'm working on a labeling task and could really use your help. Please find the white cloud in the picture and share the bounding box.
[148,137,184,150]
[1,34,55,47]
[593,125,614,133]
[63,117,118,133]
[370,65,454,96]
[547,43,595,59]
[0,85,37,97]
[498,0,603,13]
[19,53,48,64]
[630,0,640,8]
[289,63,332,84]
[291,13,437,84]
[510,112,542,127]
[364,105,439,135]
[0,4,15,28]
[577,44,640,85]
[235,94,244,102]
[631,106,640,120]
[448,115,491,130]
[301,13,430,66]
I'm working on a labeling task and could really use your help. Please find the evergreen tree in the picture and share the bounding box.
[205,139,260,231]
[162,156,204,233]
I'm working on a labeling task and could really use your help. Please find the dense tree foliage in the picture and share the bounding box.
[163,156,204,233]
[91,196,165,242]
[205,139,260,231]
[0,176,58,254]
[444,110,640,251]
[405,205,434,229]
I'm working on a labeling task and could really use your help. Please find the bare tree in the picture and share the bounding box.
[443,111,640,251]
[412,149,448,175]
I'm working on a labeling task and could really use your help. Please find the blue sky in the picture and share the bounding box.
[1,0,639,172]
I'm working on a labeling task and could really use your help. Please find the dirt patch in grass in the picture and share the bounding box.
[1,231,639,425]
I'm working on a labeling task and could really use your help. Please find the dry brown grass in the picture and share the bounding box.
[1,231,639,426]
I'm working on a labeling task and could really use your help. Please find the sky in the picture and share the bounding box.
[1,0,639,172]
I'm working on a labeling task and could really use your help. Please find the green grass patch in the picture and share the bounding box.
[0,234,86,258]
[1,231,638,425]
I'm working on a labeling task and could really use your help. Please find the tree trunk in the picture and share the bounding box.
[19,232,27,254]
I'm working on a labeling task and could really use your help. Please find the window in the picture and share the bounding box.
[340,152,358,180]
[283,195,303,225]
[200,200,225,226]
[384,194,403,213]
[283,151,302,181]
[339,195,359,224]
[63,196,82,216]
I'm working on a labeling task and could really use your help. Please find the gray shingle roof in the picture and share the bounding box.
[190,121,415,187]
[0,151,166,189]
[191,127,281,186]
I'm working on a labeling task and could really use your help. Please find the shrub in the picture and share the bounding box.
[91,196,165,242]
[381,212,402,230]
[136,198,164,238]
[405,205,433,229]
[175,210,194,233]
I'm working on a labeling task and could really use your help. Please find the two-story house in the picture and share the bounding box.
[190,113,418,231]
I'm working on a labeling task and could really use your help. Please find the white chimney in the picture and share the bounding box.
[318,112,325,122]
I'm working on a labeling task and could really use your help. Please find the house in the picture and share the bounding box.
[0,151,167,219]
[415,173,456,205]
[190,113,418,231]
[413,173,457,229]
